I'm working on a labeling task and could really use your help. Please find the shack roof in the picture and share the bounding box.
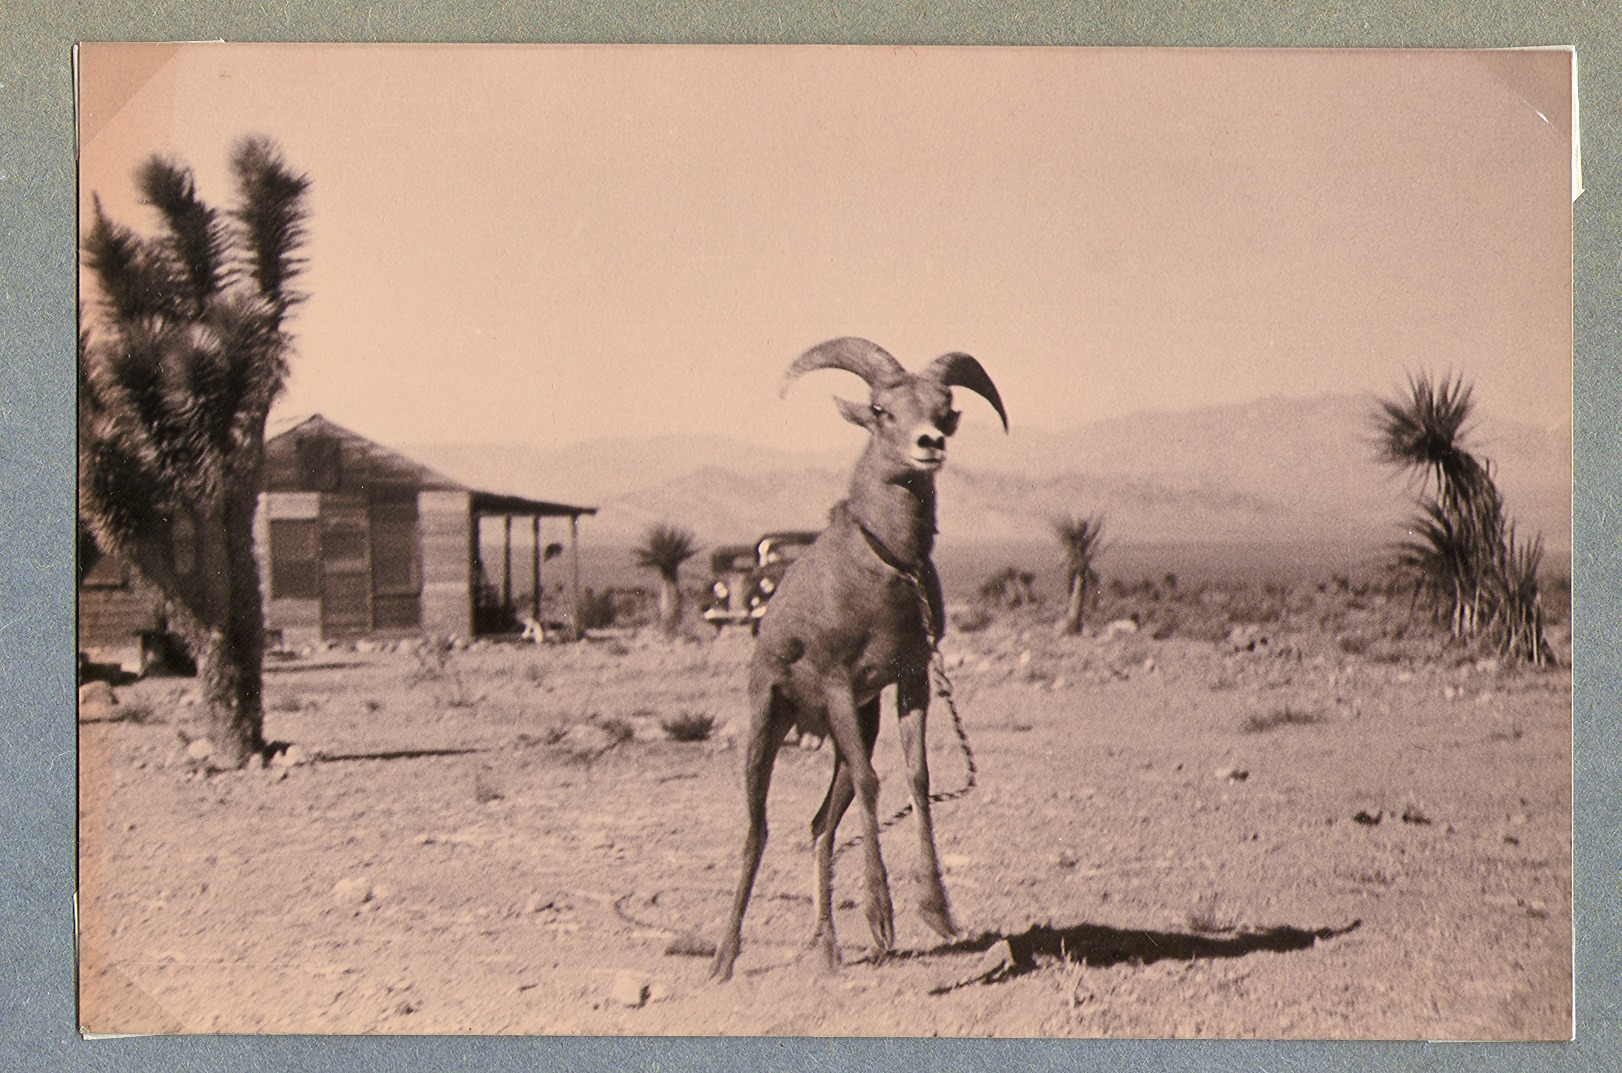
[264,414,596,518]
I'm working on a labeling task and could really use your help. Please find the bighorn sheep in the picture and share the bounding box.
[711,337,1007,981]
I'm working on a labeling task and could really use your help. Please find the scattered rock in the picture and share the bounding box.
[974,939,1017,982]
[1141,656,1156,673]
[270,744,307,769]
[609,972,651,1008]
[1103,618,1139,639]
[79,681,118,708]
[523,893,556,914]
[1214,765,1249,783]
[333,877,373,906]
[1227,625,1269,653]
[1474,658,1501,675]
[185,738,214,763]
[1353,810,1383,826]
[1400,806,1432,825]
[1055,849,1079,870]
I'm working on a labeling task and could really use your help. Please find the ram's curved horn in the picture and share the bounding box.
[780,337,909,397]
[922,351,1009,432]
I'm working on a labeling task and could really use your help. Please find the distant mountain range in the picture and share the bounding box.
[408,393,1572,554]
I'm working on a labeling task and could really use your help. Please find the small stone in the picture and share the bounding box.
[333,877,373,906]
[975,939,1016,980]
[1050,676,1067,691]
[271,744,307,768]
[1214,765,1249,782]
[79,681,118,708]
[524,893,556,914]
[1055,849,1079,870]
[1141,656,1156,673]
[185,738,214,762]
[610,972,651,1008]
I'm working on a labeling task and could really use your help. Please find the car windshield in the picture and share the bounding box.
[757,534,815,567]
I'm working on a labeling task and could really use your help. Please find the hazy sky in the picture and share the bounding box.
[78,44,1573,454]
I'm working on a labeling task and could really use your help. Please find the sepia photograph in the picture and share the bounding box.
[75,43,1574,1038]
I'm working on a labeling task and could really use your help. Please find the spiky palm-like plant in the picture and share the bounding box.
[634,524,699,637]
[79,137,311,768]
[1374,372,1550,664]
[1054,513,1107,635]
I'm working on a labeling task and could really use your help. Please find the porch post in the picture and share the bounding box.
[501,514,513,614]
[569,513,583,641]
[530,515,542,624]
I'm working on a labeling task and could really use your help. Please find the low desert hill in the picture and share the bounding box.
[409,393,1571,557]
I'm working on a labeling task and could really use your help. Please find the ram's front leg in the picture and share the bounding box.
[898,671,957,940]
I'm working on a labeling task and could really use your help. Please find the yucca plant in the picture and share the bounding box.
[1374,372,1550,664]
[1053,513,1108,635]
[79,136,311,768]
[634,523,699,637]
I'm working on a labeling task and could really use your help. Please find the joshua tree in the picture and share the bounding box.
[79,136,311,768]
[1053,513,1108,635]
[1374,372,1550,664]
[634,523,699,637]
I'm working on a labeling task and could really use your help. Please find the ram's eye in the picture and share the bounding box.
[940,410,961,436]
[870,403,891,422]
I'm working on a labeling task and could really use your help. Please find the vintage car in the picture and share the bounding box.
[701,545,757,630]
[702,531,820,633]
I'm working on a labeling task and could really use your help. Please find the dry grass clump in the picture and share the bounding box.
[1241,704,1324,734]
[660,711,717,742]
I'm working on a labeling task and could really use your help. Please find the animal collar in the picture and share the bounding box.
[853,518,926,581]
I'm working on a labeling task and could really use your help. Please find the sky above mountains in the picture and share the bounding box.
[79,45,1573,456]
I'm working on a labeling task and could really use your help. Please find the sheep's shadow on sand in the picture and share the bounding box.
[913,918,1362,992]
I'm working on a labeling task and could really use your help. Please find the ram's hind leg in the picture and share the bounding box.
[899,671,957,940]
[712,680,793,982]
[807,697,879,972]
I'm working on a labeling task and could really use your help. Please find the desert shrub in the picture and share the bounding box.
[660,711,717,742]
[978,566,1039,610]
[952,605,995,633]
[576,587,619,630]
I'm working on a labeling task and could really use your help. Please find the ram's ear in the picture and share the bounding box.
[835,396,877,430]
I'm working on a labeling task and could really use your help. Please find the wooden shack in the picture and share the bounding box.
[259,415,596,646]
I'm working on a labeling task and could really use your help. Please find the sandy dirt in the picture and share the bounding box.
[77,583,1572,1038]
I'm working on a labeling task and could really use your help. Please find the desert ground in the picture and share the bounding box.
[77,571,1572,1038]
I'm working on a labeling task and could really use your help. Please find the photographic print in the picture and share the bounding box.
[75,43,1573,1037]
